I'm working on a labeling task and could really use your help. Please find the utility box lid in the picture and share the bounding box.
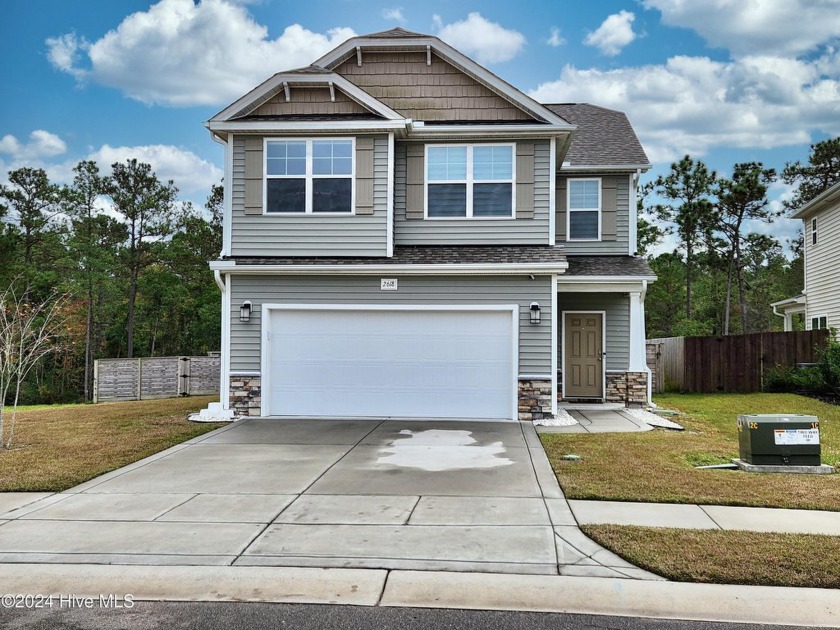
[737,414,821,466]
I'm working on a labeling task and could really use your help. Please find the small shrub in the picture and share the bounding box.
[763,365,825,394]
[817,334,840,395]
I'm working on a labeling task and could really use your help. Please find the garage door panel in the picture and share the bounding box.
[267,308,514,419]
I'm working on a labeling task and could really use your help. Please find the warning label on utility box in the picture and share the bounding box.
[773,428,819,446]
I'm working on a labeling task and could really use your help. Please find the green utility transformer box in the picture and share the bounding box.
[737,414,821,466]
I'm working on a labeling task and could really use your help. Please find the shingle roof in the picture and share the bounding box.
[280,66,335,75]
[564,256,655,278]
[229,246,567,266]
[234,114,384,122]
[544,104,650,168]
[364,28,426,39]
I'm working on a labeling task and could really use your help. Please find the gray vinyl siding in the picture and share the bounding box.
[393,140,551,245]
[228,275,552,375]
[556,173,631,254]
[557,293,629,371]
[230,134,388,257]
[805,206,840,331]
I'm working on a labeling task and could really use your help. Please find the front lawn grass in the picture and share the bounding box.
[583,525,840,589]
[0,396,224,492]
[540,393,840,510]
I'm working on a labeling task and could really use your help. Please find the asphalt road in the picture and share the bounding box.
[0,602,826,630]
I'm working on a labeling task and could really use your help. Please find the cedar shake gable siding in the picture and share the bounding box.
[335,51,536,122]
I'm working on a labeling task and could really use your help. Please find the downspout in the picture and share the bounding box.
[630,169,641,256]
[641,279,655,408]
[214,270,227,407]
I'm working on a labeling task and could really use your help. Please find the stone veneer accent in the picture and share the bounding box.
[518,379,553,422]
[605,372,648,407]
[230,376,261,416]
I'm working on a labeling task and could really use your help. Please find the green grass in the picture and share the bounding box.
[584,525,840,589]
[540,393,840,510]
[0,396,224,492]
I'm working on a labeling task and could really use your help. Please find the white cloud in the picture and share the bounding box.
[643,0,840,57]
[433,12,525,64]
[382,8,406,23]
[529,53,840,163]
[547,27,565,48]
[46,0,356,107]
[89,144,223,195]
[0,130,67,161]
[584,10,636,56]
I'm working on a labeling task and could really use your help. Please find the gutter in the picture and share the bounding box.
[209,261,569,276]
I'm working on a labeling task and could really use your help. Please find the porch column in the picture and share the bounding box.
[783,312,793,332]
[628,290,647,372]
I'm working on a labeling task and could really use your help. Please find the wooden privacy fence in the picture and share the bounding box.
[647,330,829,394]
[93,355,220,403]
[647,336,686,392]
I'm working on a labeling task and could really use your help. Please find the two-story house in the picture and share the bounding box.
[772,181,840,333]
[204,28,654,422]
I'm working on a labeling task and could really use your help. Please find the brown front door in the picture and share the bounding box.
[564,313,603,398]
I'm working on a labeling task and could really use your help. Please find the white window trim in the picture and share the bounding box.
[810,314,828,330]
[263,137,356,216]
[423,143,516,220]
[566,177,602,242]
[812,217,818,245]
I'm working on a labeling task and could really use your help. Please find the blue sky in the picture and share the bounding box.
[2,0,839,251]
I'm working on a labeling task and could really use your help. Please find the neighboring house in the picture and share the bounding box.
[773,181,840,334]
[205,28,654,422]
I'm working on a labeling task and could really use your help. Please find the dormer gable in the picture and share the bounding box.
[314,30,572,127]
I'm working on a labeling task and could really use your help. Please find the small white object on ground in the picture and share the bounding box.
[533,408,578,427]
[189,402,236,423]
[625,407,684,430]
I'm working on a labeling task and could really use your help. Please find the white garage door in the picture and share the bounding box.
[266,307,516,419]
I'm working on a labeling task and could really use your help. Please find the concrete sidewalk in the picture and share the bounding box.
[569,500,840,535]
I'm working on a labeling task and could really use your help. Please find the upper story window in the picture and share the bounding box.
[425,144,514,218]
[812,217,818,245]
[265,139,354,214]
[567,178,601,241]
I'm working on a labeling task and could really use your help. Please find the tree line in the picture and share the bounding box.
[641,137,840,339]
[0,160,222,404]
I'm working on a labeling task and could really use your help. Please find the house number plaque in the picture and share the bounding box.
[380,279,398,290]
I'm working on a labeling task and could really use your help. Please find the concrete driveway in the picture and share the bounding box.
[0,418,654,579]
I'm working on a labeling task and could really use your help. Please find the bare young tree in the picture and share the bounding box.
[0,286,67,449]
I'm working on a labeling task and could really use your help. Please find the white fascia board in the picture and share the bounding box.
[209,262,568,275]
[409,124,572,139]
[560,164,652,173]
[315,36,575,128]
[206,120,410,135]
[791,181,840,219]
[208,73,405,123]
[557,278,655,292]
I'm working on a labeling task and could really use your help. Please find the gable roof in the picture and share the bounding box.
[791,180,840,219]
[207,71,406,131]
[314,31,573,129]
[545,104,650,171]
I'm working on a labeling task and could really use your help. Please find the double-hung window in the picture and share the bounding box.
[811,315,828,330]
[265,139,354,214]
[567,178,601,240]
[426,144,514,218]
[812,217,818,245]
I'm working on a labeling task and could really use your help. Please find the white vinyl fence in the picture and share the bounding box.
[93,355,220,402]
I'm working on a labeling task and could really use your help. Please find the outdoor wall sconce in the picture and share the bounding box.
[240,301,252,323]
[529,302,541,325]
